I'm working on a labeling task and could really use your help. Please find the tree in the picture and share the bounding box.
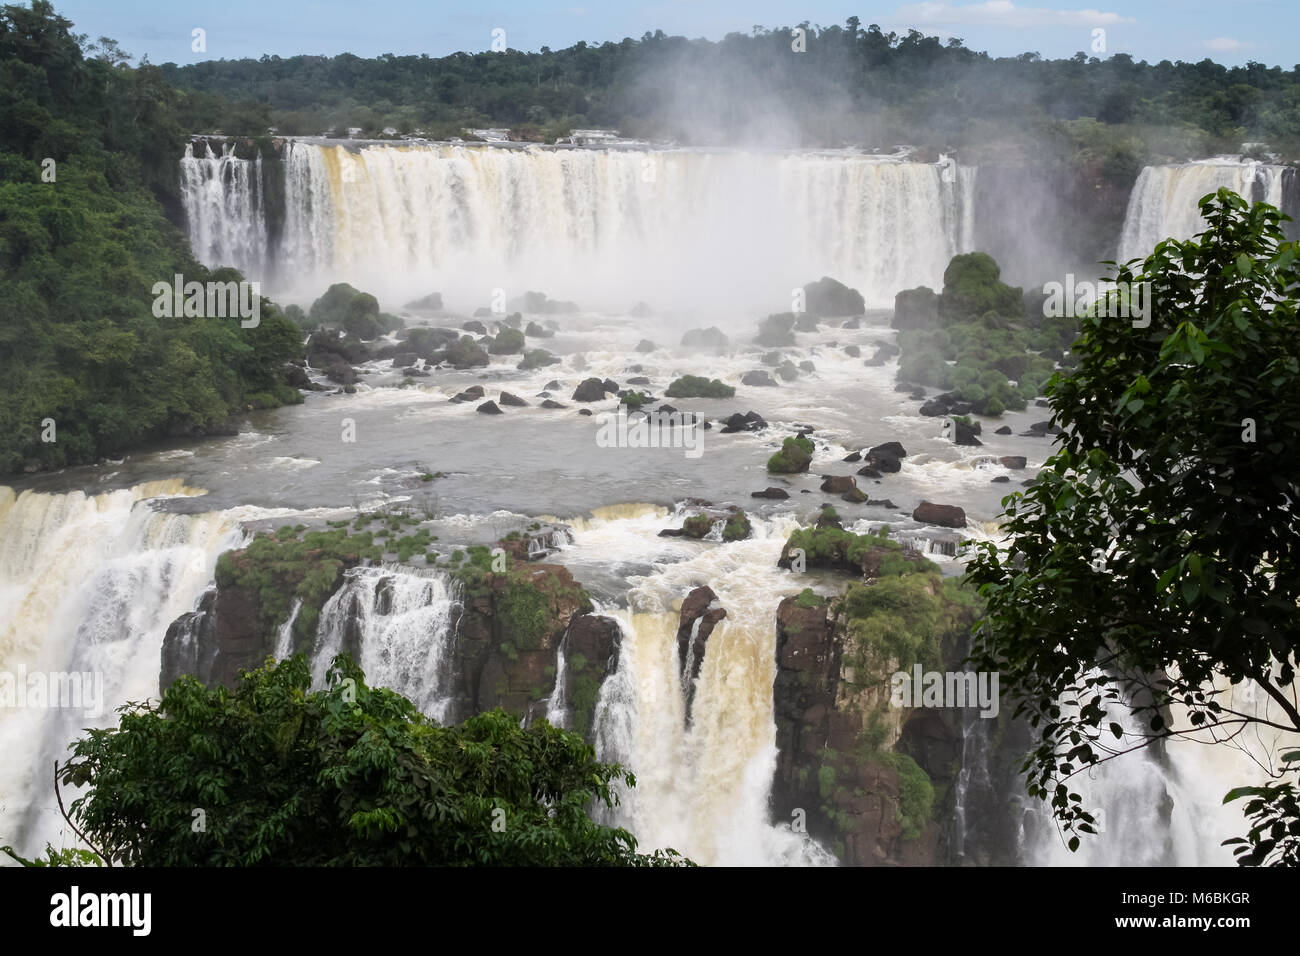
[967,189,1300,865]
[51,654,690,866]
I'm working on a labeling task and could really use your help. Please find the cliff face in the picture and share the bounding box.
[161,529,620,741]
[768,568,1028,866]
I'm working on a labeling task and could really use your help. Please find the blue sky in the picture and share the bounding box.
[52,1,1293,68]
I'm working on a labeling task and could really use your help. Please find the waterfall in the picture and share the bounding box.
[0,481,249,858]
[185,141,977,309]
[308,565,462,722]
[544,634,569,728]
[1118,160,1292,264]
[179,141,268,279]
[273,599,302,660]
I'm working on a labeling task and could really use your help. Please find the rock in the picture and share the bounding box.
[602,378,620,394]
[742,369,778,387]
[912,501,967,528]
[325,361,358,385]
[450,385,486,403]
[803,276,865,317]
[869,442,908,459]
[995,425,1013,435]
[572,377,608,402]
[404,292,443,311]
[777,361,799,381]
[998,456,1027,469]
[541,399,567,409]
[755,313,797,347]
[862,451,901,473]
[544,380,562,391]
[283,363,313,389]
[477,400,503,415]
[761,351,782,367]
[578,409,593,416]
[844,345,861,357]
[462,320,488,335]
[635,339,657,353]
[1029,421,1063,435]
[799,360,815,373]
[499,392,529,407]
[842,451,861,462]
[794,313,820,332]
[677,587,727,718]
[524,320,553,338]
[857,466,881,479]
[951,421,983,446]
[820,475,858,494]
[841,317,860,329]
[720,411,767,433]
[865,498,897,508]
[446,335,490,368]
[627,376,651,386]
[841,487,869,503]
[991,476,1011,483]
[488,327,526,354]
[681,327,729,354]
[751,487,790,499]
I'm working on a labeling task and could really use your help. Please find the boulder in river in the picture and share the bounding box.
[912,501,966,528]
[742,370,778,387]
[499,392,529,407]
[572,377,608,402]
[477,401,503,415]
[751,487,790,499]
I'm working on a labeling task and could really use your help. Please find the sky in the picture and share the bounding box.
[51,1,1293,69]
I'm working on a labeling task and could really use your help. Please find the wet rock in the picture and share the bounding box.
[803,276,866,317]
[677,587,727,719]
[681,326,729,354]
[635,339,657,353]
[450,385,486,403]
[998,456,1027,469]
[994,425,1013,435]
[844,345,861,357]
[477,400,503,415]
[820,475,858,494]
[742,369,778,387]
[841,486,869,503]
[541,399,567,409]
[912,501,967,528]
[572,377,608,402]
[499,392,529,407]
[720,411,767,433]
[462,320,488,335]
[751,487,790,499]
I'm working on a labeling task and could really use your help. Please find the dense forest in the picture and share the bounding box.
[0,1,303,474]
[159,20,1300,164]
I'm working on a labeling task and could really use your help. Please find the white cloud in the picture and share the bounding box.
[894,1,1134,30]
[1204,37,1250,52]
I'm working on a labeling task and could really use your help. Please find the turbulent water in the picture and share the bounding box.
[6,146,1296,865]
[1118,159,1291,263]
[185,141,975,309]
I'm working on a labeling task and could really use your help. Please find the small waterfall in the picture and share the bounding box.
[179,141,267,278]
[0,481,248,857]
[186,141,977,308]
[543,634,569,728]
[273,599,302,660]
[1118,160,1291,263]
[309,565,462,722]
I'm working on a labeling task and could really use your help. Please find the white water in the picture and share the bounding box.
[179,142,268,278]
[186,141,976,309]
[309,565,462,722]
[559,505,837,865]
[0,481,251,856]
[1118,159,1289,264]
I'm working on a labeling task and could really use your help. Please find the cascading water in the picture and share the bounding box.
[561,508,837,866]
[1118,160,1291,263]
[179,141,268,279]
[309,565,462,722]
[0,481,251,857]
[185,141,976,309]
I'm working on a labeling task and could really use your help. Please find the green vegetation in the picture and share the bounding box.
[879,752,935,841]
[488,327,525,354]
[47,654,690,865]
[967,190,1300,865]
[767,435,814,473]
[0,2,305,474]
[664,375,735,399]
[894,252,1068,415]
[721,511,752,541]
[518,348,560,370]
[158,21,1300,165]
[214,527,382,648]
[619,391,651,408]
[794,587,824,609]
